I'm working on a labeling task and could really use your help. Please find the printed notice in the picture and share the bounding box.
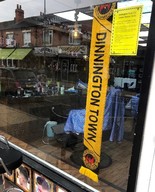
[110,5,143,56]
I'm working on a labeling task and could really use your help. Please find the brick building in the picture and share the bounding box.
[0,4,90,83]
[0,4,70,48]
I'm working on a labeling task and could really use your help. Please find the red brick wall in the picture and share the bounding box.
[15,4,24,23]
[53,31,68,46]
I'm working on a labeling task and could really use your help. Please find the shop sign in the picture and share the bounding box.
[57,45,88,56]
[79,3,115,182]
[110,5,143,56]
[33,47,58,56]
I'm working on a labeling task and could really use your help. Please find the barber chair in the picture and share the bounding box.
[49,87,125,168]
[49,105,80,148]
[50,105,113,168]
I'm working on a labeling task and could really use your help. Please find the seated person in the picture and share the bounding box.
[64,87,125,142]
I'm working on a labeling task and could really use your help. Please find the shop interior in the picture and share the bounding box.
[0,0,153,192]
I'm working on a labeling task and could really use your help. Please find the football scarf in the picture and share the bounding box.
[79,3,116,182]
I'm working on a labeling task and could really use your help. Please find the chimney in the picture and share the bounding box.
[15,4,24,23]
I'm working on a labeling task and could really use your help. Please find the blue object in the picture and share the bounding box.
[44,121,57,137]
[64,87,125,142]
[76,79,87,89]
[131,95,140,117]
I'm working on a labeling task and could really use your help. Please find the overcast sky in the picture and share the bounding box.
[0,0,83,22]
[0,0,152,23]
[0,0,112,22]
[0,0,42,22]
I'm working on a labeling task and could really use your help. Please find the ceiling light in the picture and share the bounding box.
[142,13,151,24]
[143,23,150,28]
[54,10,93,22]
[139,43,147,46]
[83,55,89,61]
[139,31,149,37]
[73,28,80,38]
[138,37,144,41]
[72,10,81,39]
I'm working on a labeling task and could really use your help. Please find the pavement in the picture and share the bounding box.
[0,103,48,142]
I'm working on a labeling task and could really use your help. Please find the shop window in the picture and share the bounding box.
[0,1,153,192]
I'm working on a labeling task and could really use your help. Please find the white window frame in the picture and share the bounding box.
[43,29,53,45]
[135,55,155,192]
[6,32,16,47]
[22,30,31,47]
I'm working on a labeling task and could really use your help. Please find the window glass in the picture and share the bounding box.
[23,31,31,46]
[0,0,153,191]
[6,33,15,47]
[43,29,53,45]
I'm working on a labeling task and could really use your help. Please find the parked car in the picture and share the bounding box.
[0,67,38,97]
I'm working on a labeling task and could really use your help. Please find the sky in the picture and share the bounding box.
[0,0,152,23]
[0,0,109,22]
[0,0,44,22]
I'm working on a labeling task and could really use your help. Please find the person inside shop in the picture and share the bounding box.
[36,176,51,192]
[16,165,30,191]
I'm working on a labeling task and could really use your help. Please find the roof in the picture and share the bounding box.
[0,17,42,30]
[10,19,41,29]
[0,20,14,30]
[0,11,72,29]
